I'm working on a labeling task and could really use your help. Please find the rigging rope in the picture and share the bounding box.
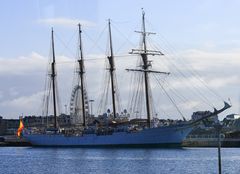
[150,48,215,108]
[144,19,224,106]
[54,31,76,58]
[145,25,224,103]
[153,73,186,120]
[84,24,108,54]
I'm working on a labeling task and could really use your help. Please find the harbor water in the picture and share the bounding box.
[0,147,240,174]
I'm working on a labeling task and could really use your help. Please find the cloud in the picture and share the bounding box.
[180,101,201,110]
[0,52,47,76]
[167,77,202,89]
[0,52,76,118]
[179,49,240,71]
[205,76,240,88]
[165,75,240,90]
[38,18,95,27]
[0,49,238,119]
[9,87,19,97]
[0,91,44,118]
[0,91,3,100]
[0,52,76,76]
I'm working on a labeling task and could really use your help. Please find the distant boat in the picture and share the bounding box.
[23,10,231,147]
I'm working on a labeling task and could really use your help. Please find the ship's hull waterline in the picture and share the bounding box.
[24,124,193,147]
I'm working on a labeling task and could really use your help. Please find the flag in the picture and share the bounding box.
[17,119,24,137]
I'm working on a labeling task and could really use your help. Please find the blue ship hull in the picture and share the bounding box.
[24,124,193,147]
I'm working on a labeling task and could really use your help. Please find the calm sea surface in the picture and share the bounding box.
[0,147,240,174]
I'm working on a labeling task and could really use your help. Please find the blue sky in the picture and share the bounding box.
[1,0,240,56]
[0,0,240,119]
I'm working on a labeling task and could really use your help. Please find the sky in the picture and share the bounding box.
[0,0,240,120]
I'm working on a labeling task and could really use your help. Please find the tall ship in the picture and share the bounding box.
[23,11,231,147]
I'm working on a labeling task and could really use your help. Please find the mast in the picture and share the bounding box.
[78,23,86,127]
[141,11,151,128]
[107,19,117,119]
[51,28,57,129]
[128,9,166,128]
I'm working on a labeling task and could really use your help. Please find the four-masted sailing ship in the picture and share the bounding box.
[23,11,231,147]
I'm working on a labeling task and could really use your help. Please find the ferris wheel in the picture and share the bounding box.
[69,85,89,125]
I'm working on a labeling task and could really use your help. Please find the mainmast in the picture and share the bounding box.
[128,10,167,128]
[107,19,117,119]
[51,28,57,129]
[78,24,86,127]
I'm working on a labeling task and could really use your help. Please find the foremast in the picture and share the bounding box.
[107,19,117,119]
[128,10,168,128]
[78,24,86,127]
[51,28,57,129]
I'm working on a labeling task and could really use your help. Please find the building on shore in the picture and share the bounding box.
[0,114,71,135]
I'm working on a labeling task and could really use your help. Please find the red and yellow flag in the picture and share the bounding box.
[17,119,24,137]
